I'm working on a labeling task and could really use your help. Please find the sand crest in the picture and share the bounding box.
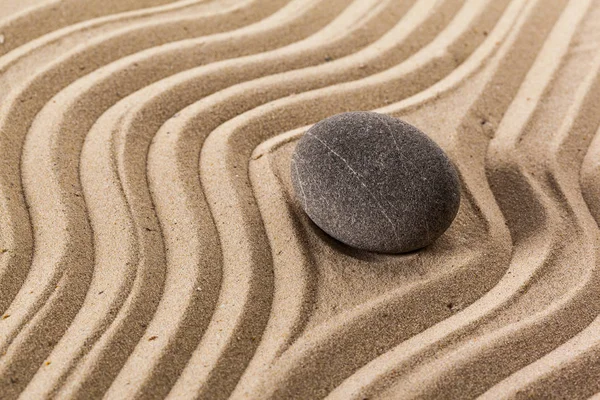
[1,0,600,398]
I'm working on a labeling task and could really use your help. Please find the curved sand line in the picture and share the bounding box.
[21,1,390,398]
[0,0,184,56]
[159,0,506,396]
[0,0,528,396]
[194,1,519,397]
[7,1,349,397]
[77,0,461,398]
[0,0,288,353]
[103,2,417,399]
[325,0,573,396]
[0,0,290,347]
[68,0,468,396]
[0,0,282,319]
[372,0,600,397]
[477,30,600,400]
[0,0,291,396]
[1,0,600,398]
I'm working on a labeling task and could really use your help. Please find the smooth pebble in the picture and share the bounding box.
[291,111,460,253]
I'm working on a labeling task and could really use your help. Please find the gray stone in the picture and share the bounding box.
[291,111,460,253]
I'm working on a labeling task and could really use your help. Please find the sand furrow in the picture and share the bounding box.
[190,2,525,398]
[77,1,460,396]
[0,0,281,322]
[12,2,360,398]
[14,1,350,396]
[1,0,302,396]
[0,0,53,21]
[0,0,184,56]
[70,0,468,396]
[39,2,370,399]
[101,1,411,398]
[1,0,600,397]
[0,0,281,328]
[324,0,572,396]
[371,0,600,397]
[477,49,600,400]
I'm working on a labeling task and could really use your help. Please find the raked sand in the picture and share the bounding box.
[1,0,600,398]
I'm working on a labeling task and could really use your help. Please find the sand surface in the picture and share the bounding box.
[1,0,600,398]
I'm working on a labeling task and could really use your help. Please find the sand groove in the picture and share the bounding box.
[1,0,600,398]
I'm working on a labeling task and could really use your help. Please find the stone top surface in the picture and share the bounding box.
[291,111,461,253]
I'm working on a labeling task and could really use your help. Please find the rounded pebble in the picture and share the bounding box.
[290,111,460,253]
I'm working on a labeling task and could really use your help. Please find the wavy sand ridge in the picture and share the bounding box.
[1,0,600,398]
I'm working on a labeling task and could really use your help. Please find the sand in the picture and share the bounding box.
[0,0,599,398]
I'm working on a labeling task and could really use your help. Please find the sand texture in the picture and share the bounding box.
[1,0,600,398]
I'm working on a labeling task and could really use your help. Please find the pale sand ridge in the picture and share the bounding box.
[1,0,600,399]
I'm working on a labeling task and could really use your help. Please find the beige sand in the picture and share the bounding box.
[1,0,600,398]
